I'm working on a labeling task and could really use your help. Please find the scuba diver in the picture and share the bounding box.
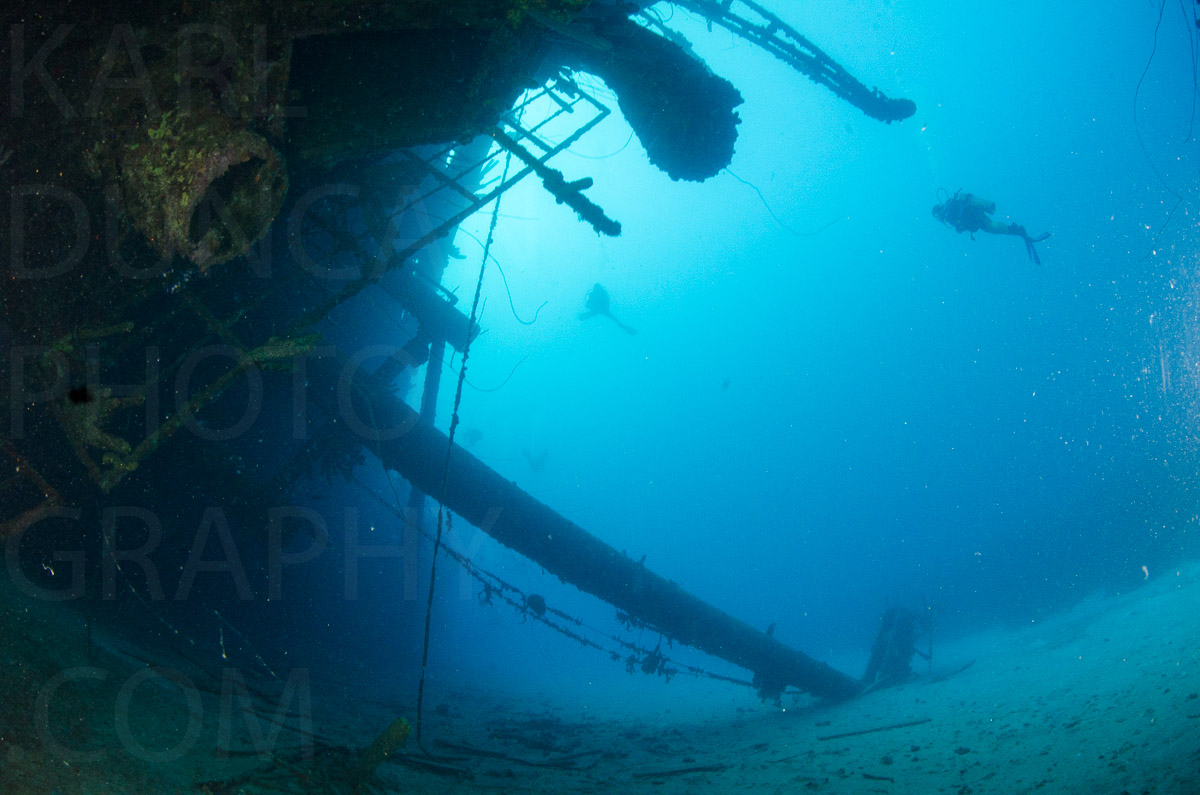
[933,189,1051,265]
[579,283,638,335]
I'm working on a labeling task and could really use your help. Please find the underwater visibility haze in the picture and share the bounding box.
[1,0,1199,792]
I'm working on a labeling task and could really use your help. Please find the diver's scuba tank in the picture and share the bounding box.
[970,195,997,214]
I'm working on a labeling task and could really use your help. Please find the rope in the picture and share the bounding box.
[415,149,513,752]
[448,224,547,326]
[724,167,845,238]
[1133,0,1187,259]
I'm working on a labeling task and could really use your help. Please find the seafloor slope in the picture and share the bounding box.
[2,559,1197,793]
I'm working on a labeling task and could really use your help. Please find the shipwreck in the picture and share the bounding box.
[0,0,917,787]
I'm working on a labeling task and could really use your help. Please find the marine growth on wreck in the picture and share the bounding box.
[3,1,1196,793]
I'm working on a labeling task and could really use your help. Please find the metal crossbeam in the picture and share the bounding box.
[664,0,916,123]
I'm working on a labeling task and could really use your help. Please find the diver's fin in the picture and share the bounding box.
[1025,238,1042,266]
[598,308,638,335]
[1024,230,1049,265]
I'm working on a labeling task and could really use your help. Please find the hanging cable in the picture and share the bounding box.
[453,222,547,326]
[724,168,846,237]
[494,258,547,326]
[1178,0,1198,143]
[1134,0,1187,259]
[415,149,514,753]
[466,355,529,394]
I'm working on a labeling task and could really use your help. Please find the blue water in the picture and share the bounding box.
[138,0,1200,715]
[384,0,1200,693]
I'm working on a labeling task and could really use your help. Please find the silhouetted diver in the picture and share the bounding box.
[579,283,637,335]
[933,190,1051,265]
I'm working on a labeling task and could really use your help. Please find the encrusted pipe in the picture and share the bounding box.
[326,359,865,702]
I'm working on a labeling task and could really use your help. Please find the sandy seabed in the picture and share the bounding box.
[1,561,1198,793]
[416,562,1199,794]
